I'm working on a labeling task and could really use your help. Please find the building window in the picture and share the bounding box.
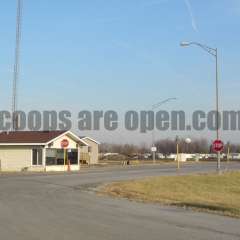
[68,149,78,165]
[32,149,43,166]
[45,148,78,166]
[46,149,63,165]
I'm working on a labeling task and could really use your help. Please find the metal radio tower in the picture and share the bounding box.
[12,0,23,131]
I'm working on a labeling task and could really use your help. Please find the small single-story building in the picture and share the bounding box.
[0,130,99,172]
[80,137,100,165]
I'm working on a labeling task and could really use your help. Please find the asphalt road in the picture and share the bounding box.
[0,162,240,240]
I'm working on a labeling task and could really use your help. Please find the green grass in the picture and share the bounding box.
[101,171,240,218]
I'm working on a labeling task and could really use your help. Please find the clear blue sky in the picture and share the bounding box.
[0,0,240,143]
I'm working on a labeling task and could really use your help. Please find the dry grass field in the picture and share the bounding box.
[102,171,240,218]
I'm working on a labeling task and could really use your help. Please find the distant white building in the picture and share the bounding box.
[157,153,165,159]
[172,154,199,162]
[231,153,240,160]
[103,153,119,157]
[167,154,177,160]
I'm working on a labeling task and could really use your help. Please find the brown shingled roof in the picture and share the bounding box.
[0,131,67,144]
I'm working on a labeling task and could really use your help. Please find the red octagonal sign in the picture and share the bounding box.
[212,140,224,152]
[61,139,69,148]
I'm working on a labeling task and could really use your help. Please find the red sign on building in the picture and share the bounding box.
[61,139,69,148]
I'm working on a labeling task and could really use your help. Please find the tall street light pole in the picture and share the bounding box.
[180,42,221,172]
[151,98,177,164]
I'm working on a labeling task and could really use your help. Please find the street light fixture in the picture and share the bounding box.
[180,42,191,47]
[180,41,221,173]
[185,138,192,144]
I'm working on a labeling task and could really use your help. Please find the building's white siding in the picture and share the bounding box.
[0,146,32,171]
[49,135,78,149]
[45,165,80,172]
[82,138,99,164]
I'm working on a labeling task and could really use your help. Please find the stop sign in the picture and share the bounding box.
[213,140,224,152]
[61,139,69,148]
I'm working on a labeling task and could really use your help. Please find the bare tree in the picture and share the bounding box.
[155,138,209,154]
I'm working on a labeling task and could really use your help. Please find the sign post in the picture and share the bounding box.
[212,140,224,172]
[151,147,157,164]
[176,136,180,170]
[227,141,230,164]
[61,139,69,171]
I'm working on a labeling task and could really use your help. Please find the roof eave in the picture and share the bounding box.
[0,143,46,146]
[81,137,100,145]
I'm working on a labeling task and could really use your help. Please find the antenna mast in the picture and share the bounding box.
[12,0,23,131]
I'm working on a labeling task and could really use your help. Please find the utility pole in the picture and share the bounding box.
[176,136,180,170]
[12,0,23,131]
[215,48,221,172]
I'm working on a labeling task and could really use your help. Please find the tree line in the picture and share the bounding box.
[100,138,240,156]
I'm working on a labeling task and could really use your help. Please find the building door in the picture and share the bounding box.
[32,149,43,166]
[67,149,78,165]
